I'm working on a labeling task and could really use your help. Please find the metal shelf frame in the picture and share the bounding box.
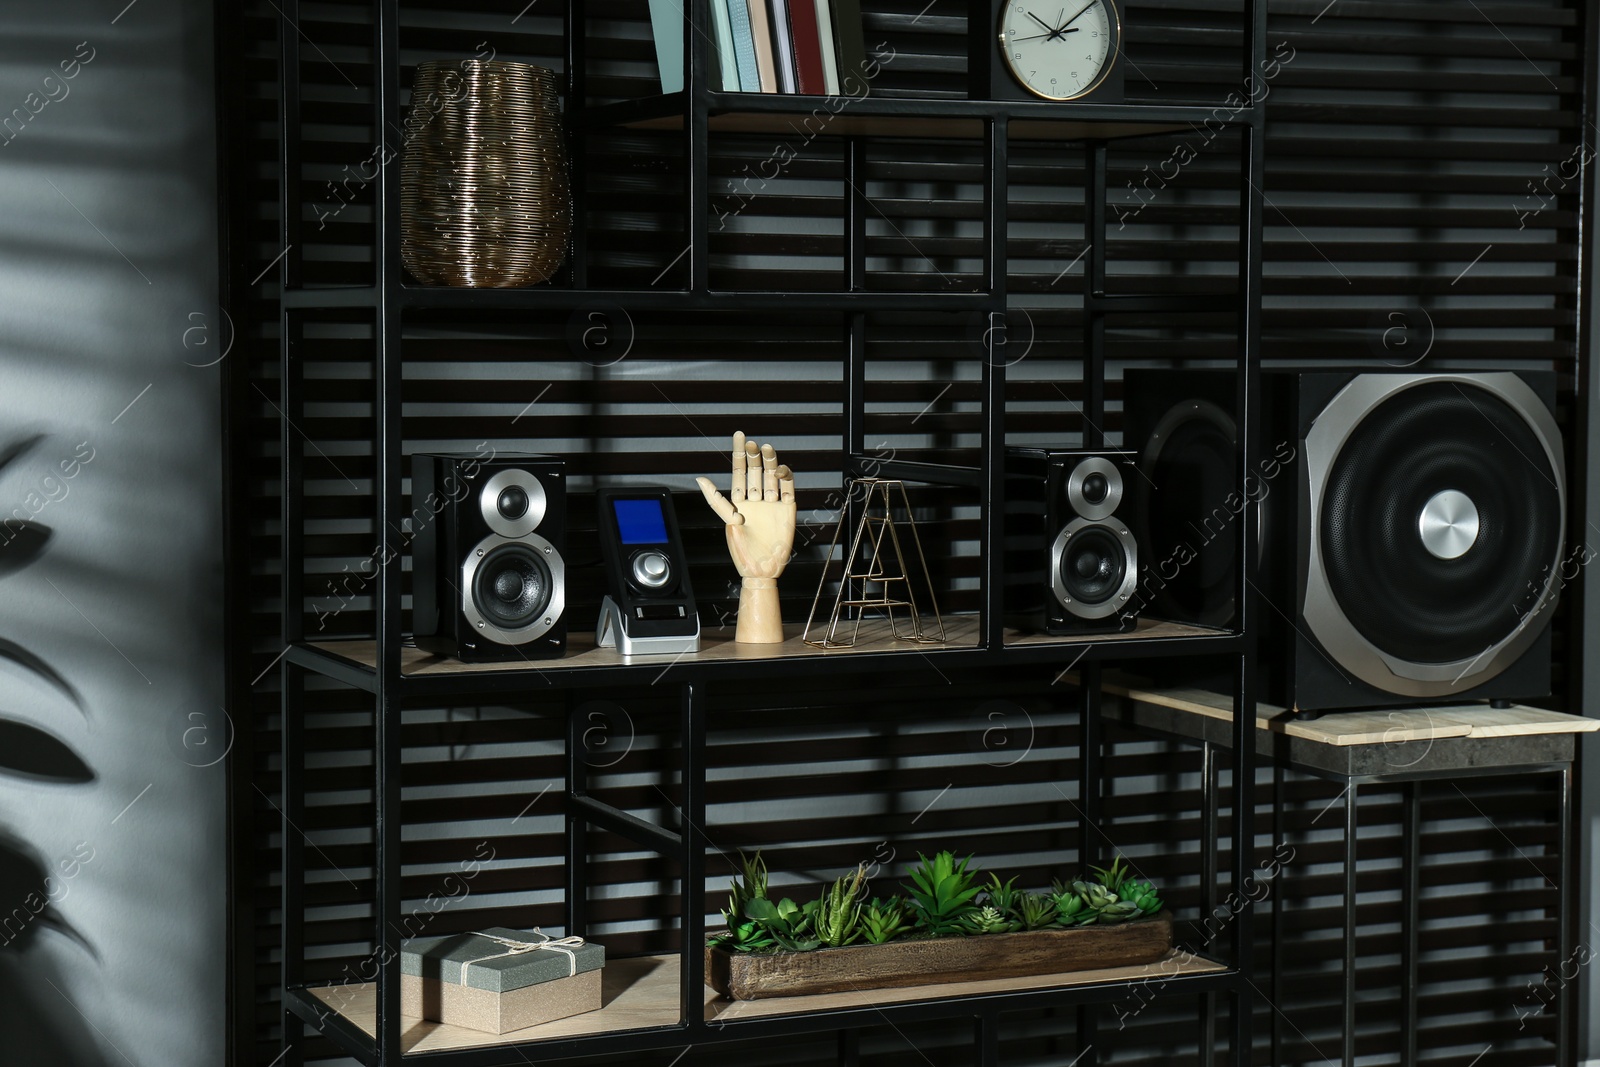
[270,0,1269,1061]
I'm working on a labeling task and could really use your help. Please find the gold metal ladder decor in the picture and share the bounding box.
[803,478,946,649]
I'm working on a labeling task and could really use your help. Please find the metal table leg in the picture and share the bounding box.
[1402,782,1420,1067]
[1343,782,1358,1067]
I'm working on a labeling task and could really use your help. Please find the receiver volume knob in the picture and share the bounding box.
[632,551,672,589]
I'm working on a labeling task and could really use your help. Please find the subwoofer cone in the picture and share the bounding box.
[1309,375,1563,683]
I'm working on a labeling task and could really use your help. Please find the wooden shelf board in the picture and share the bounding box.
[623,112,1193,142]
[313,615,983,678]
[1003,618,1228,648]
[1101,675,1598,746]
[304,949,1226,1055]
[308,615,1233,683]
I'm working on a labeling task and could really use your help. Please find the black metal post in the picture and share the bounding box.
[277,2,306,1057]
[1558,765,1576,1067]
[280,659,306,1067]
[1200,740,1217,1064]
[1401,782,1420,1066]
[1270,763,1284,1067]
[565,0,589,289]
[1083,141,1107,449]
[1342,783,1358,1067]
[567,697,589,937]
[975,1012,999,1067]
[980,116,1009,651]
[372,0,404,1062]
[1077,661,1103,1067]
[686,0,710,291]
[680,681,709,1027]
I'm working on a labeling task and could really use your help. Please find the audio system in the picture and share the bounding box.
[1004,447,1140,634]
[595,487,701,655]
[1124,370,1564,712]
[412,452,568,662]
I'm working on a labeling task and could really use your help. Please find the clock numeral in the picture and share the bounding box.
[1015,52,1022,59]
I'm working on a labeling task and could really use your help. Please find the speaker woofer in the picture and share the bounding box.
[1304,373,1564,695]
[461,533,566,644]
[1051,517,1137,620]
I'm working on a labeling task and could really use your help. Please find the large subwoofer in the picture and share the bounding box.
[1125,370,1564,712]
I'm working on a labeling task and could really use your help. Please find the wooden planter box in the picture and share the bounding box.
[705,913,1172,1001]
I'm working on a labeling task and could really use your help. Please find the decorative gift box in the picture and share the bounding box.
[401,927,605,1034]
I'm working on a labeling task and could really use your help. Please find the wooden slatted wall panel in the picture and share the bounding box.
[224,0,1589,1064]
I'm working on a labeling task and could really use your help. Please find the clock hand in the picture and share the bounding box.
[1061,0,1095,28]
[1026,11,1056,34]
[1015,31,1056,40]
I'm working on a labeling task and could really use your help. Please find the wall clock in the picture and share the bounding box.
[993,0,1122,102]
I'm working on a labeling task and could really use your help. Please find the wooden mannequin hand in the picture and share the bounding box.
[696,432,796,643]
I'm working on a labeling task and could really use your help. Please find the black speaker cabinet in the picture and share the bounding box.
[412,452,567,662]
[1004,447,1140,634]
[1124,370,1565,713]
[1122,372,1242,630]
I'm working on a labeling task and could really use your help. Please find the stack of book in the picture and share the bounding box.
[649,0,869,95]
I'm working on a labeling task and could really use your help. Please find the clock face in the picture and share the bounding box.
[997,0,1118,101]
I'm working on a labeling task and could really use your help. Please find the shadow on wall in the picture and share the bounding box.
[0,3,224,1066]
[0,434,100,1065]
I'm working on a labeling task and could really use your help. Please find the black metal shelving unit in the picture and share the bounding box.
[270,0,1269,1063]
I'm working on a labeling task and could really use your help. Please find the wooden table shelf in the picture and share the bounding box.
[300,949,1229,1057]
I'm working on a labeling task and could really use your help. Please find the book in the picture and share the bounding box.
[746,0,779,93]
[829,0,868,90]
[646,0,684,92]
[785,0,827,95]
[768,0,799,92]
[813,0,841,95]
[726,0,763,91]
[710,0,741,91]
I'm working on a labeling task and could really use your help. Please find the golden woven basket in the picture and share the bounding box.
[400,60,571,287]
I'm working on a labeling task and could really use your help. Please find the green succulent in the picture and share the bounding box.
[814,864,868,948]
[960,904,1021,935]
[1076,880,1119,911]
[1014,890,1059,930]
[1091,855,1134,895]
[982,873,1022,918]
[1048,883,1090,926]
[716,917,778,952]
[1098,900,1143,924]
[904,851,983,937]
[713,850,777,952]
[745,896,821,952]
[862,896,910,944]
[1121,880,1164,916]
[725,852,768,917]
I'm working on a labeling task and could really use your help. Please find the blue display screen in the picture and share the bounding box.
[613,498,669,545]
